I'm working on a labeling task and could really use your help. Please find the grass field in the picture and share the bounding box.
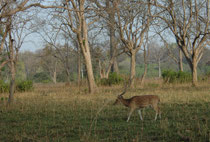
[0,80,210,142]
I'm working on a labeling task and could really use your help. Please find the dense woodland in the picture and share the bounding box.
[0,0,209,104]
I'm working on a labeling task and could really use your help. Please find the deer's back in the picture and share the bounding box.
[129,95,160,108]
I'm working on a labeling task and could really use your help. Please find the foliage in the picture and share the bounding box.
[108,72,124,84]
[176,71,192,83]
[201,70,210,81]
[16,61,26,81]
[0,80,33,92]
[0,80,9,93]
[98,72,124,86]
[205,70,210,77]
[162,70,192,83]
[33,72,51,83]
[16,80,33,92]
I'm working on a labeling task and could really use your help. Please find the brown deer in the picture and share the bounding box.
[113,90,161,122]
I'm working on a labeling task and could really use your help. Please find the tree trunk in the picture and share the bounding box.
[179,49,183,72]
[178,45,199,87]
[82,48,97,93]
[65,68,70,83]
[107,0,119,74]
[141,63,147,86]
[158,58,161,78]
[8,30,16,105]
[52,71,57,84]
[79,2,97,93]
[113,60,119,73]
[110,25,119,73]
[77,47,81,87]
[52,61,57,84]
[130,52,136,87]
[141,48,148,85]
[8,61,16,105]
[192,58,198,87]
[99,60,106,79]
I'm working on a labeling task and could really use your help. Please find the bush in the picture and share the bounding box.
[108,72,124,85]
[162,70,178,83]
[16,80,33,92]
[33,72,51,83]
[0,80,9,93]
[201,71,210,81]
[99,72,124,86]
[205,71,210,77]
[162,70,192,83]
[177,71,191,83]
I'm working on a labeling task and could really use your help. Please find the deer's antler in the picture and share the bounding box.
[119,77,132,96]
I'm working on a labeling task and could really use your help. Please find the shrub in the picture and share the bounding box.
[201,71,210,81]
[162,70,192,83]
[108,72,124,85]
[16,80,33,92]
[205,71,210,77]
[99,72,124,86]
[177,71,191,83]
[98,78,110,86]
[162,70,178,83]
[33,72,51,83]
[0,80,9,93]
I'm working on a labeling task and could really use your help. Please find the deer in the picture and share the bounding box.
[113,88,161,122]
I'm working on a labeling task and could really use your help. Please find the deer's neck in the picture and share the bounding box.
[120,98,130,107]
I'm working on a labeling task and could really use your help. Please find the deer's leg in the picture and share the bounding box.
[158,106,161,119]
[155,112,158,120]
[127,108,134,122]
[138,109,143,120]
[153,104,160,121]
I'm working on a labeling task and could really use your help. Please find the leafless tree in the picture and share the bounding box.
[38,46,61,84]
[152,0,210,86]
[115,0,152,87]
[149,43,166,78]
[140,31,150,85]
[44,0,98,93]
[0,0,41,104]
[93,0,119,74]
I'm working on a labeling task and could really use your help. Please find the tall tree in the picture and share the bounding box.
[59,0,97,93]
[152,0,210,86]
[116,0,152,87]
[92,0,120,77]
[0,0,42,104]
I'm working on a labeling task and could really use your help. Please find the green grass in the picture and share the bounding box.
[0,82,210,141]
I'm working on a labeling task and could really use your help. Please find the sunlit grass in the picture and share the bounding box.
[0,80,210,141]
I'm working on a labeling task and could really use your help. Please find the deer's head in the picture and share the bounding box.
[113,91,126,105]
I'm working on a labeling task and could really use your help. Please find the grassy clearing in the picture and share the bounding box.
[0,81,210,141]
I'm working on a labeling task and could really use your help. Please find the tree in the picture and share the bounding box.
[0,0,42,104]
[140,31,150,85]
[152,0,210,86]
[39,46,60,84]
[57,0,97,93]
[156,32,184,72]
[116,0,152,87]
[93,0,119,73]
[8,15,34,104]
[149,43,166,78]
